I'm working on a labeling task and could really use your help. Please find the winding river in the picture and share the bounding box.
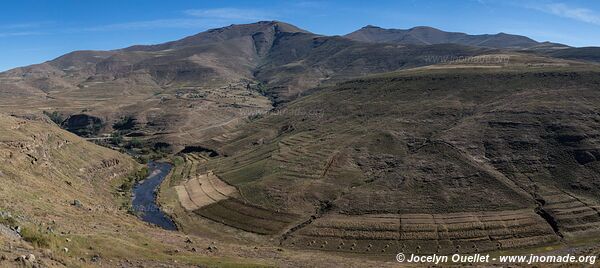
[131,161,177,230]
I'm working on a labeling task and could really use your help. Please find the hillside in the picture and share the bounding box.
[2,18,600,265]
[345,25,569,49]
[161,60,600,257]
[0,114,199,267]
[0,113,397,268]
[0,21,491,152]
[545,47,600,63]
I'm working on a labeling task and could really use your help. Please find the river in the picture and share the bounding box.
[131,161,177,230]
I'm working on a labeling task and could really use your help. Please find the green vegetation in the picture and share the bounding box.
[126,138,143,149]
[21,226,56,248]
[1,211,57,249]
[170,155,184,167]
[43,111,65,125]
[110,133,123,145]
[117,166,150,211]
[0,212,17,227]
[113,115,137,131]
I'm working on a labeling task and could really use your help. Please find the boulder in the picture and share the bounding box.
[71,200,82,207]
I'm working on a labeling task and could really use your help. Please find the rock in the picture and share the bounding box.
[66,238,71,242]
[207,245,218,252]
[191,247,197,252]
[0,254,6,261]
[26,254,35,262]
[62,247,69,253]
[15,254,35,266]
[184,237,193,244]
[0,211,11,218]
[71,200,82,207]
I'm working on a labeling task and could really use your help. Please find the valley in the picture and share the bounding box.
[154,61,600,260]
[1,19,600,267]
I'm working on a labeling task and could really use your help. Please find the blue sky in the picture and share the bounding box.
[1,0,599,71]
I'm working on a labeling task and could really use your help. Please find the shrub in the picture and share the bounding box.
[0,214,17,227]
[21,226,53,248]
[113,116,137,130]
[43,111,64,125]
[110,133,123,145]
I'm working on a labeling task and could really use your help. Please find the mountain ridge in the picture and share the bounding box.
[2,19,600,265]
[345,24,569,49]
[0,21,492,150]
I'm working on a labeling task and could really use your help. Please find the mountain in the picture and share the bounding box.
[0,21,488,151]
[182,60,600,257]
[345,25,569,49]
[545,47,600,63]
[2,19,600,265]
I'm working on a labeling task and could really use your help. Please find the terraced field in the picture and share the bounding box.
[273,132,342,181]
[282,210,559,255]
[194,199,300,235]
[536,186,600,237]
[175,171,239,211]
[173,64,600,256]
[166,152,303,235]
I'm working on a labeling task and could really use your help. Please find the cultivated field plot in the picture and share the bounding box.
[537,187,600,237]
[273,131,341,181]
[282,209,559,255]
[175,170,239,211]
[194,198,301,235]
[170,152,302,235]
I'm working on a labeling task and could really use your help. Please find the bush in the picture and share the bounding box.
[21,226,53,248]
[171,156,184,167]
[0,214,17,227]
[43,111,64,125]
[110,133,123,145]
[124,138,143,150]
[113,116,137,130]
[117,166,150,210]
[118,166,149,193]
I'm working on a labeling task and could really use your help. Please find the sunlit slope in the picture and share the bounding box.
[198,64,600,254]
[0,114,273,267]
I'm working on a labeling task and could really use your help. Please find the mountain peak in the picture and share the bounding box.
[123,21,311,52]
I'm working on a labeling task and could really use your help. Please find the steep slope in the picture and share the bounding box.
[0,114,388,267]
[255,35,486,103]
[0,22,297,150]
[171,59,600,256]
[345,25,557,49]
[0,21,489,150]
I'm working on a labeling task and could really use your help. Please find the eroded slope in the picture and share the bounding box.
[189,64,600,255]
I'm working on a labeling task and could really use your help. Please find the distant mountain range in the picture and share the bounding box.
[0,21,489,104]
[345,25,570,50]
[0,21,597,149]
[2,20,600,263]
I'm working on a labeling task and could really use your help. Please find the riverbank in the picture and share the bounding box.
[132,161,178,230]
